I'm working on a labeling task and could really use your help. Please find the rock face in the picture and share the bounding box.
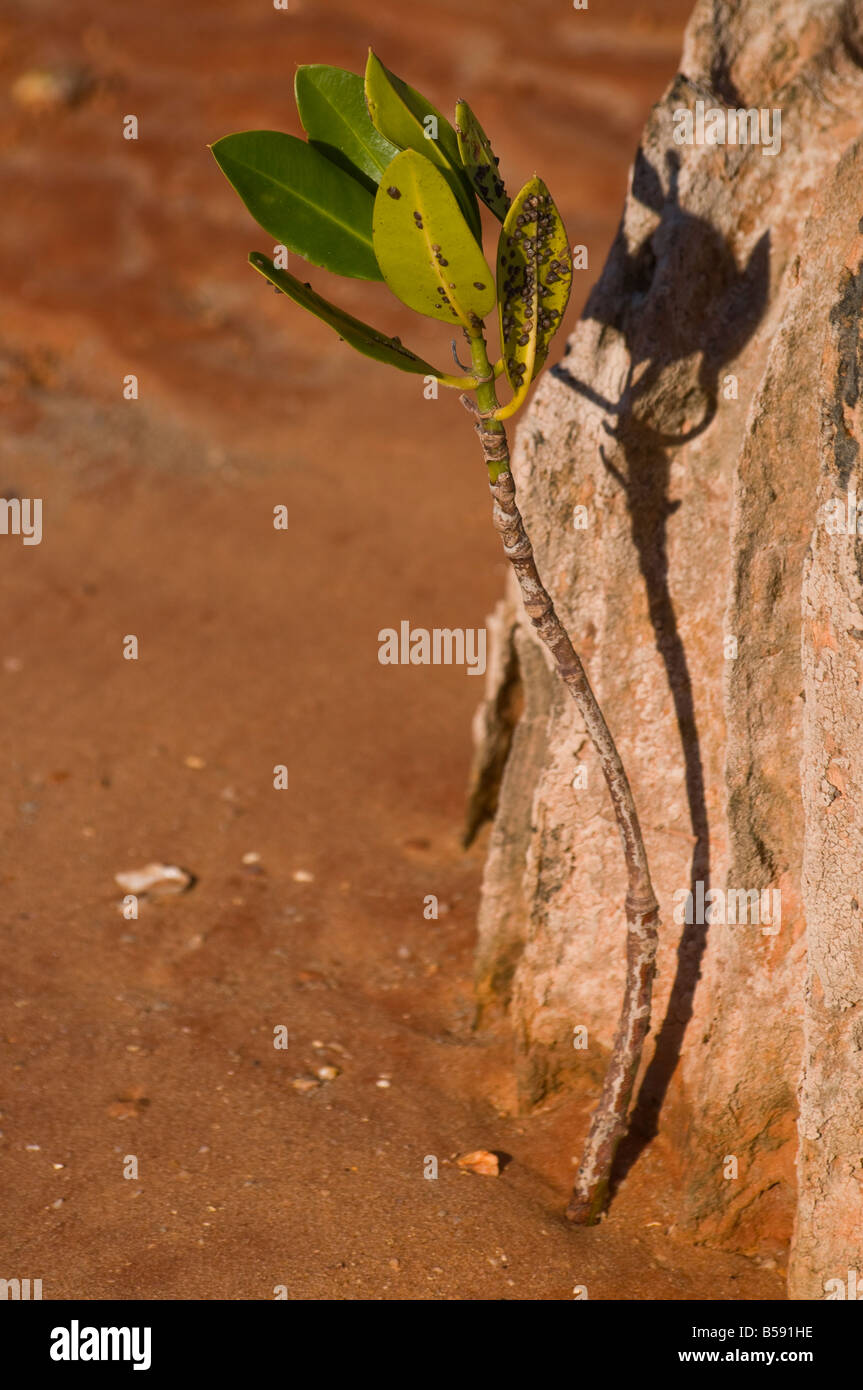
[470,0,863,1298]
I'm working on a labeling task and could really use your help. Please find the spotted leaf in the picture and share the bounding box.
[373,150,495,329]
[455,99,510,221]
[364,51,482,243]
[496,176,571,414]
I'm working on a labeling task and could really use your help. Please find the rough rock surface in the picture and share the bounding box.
[471,0,863,1296]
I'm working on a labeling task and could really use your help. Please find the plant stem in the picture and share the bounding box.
[464,331,660,1225]
[468,334,509,480]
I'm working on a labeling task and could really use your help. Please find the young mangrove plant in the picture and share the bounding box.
[211,52,661,1224]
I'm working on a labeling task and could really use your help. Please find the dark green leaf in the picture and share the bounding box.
[496,176,571,414]
[373,150,495,329]
[295,65,399,194]
[248,251,457,379]
[455,99,510,221]
[364,51,482,242]
[211,130,381,280]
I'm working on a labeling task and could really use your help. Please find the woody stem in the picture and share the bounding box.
[463,331,660,1226]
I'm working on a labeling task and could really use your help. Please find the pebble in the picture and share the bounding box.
[316,1065,340,1082]
[293,870,314,883]
[290,1077,319,1095]
[294,970,326,988]
[11,66,92,110]
[455,1149,499,1177]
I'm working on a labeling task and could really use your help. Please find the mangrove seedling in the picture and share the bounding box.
[211,52,661,1224]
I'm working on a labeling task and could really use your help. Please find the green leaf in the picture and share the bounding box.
[455,99,510,221]
[496,176,572,415]
[373,150,495,330]
[211,130,382,280]
[364,51,482,242]
[295,65,399,194]
[248,252,465,382]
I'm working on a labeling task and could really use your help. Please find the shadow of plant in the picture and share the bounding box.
[553,146,770,1185]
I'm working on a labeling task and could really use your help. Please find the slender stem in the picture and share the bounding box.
[469,334,509,479]
[464,331,660,1225]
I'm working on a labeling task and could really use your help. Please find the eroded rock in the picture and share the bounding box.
[471,0,863,1296]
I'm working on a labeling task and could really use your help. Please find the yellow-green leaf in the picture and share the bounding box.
[496,176,572,415]
[248,252,470,383]
[455,99,510,221]
[373,150,495,330]
[364,51,482,242]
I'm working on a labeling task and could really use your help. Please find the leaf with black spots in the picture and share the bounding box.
[496,176,571,416]
[455,99,510,221]
[364,51,482,242]
[373,150,495,329]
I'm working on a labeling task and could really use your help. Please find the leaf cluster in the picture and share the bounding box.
[211,53,572,414]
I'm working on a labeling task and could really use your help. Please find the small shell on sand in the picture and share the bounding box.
[114,864,194,896]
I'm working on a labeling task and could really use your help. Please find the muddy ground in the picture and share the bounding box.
[0,0,784,1299]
